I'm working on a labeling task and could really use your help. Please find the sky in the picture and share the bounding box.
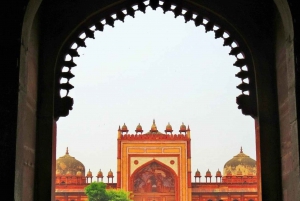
[56,6,256,179]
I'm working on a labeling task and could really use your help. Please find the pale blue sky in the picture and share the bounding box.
[57,7,255,179]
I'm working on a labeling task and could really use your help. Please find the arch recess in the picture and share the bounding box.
[54,0,257,119]
[129,159,179,200]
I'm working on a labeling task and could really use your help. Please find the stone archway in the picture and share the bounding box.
[14,1,299,201]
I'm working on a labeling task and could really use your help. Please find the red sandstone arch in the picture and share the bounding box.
[13,1,298,201]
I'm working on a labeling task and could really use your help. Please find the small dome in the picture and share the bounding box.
[216,169,222,177]
[135,123,143,133]
[121,123,128,132]
[56,170,61,176]
[66,170,72,176]
[76,171,82,176]
[223,147,256,176]
[107,169,114,177]
[56,147,85,176]
[150,119,158,132]
[205,169,212,177]
[195,169,201,177]
[179,122,186,132]
[86,169,92,177]
[165,122,173,132]
[97,169,103,178]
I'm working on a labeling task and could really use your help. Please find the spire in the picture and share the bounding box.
[66,147,69,154]
[240,146,243,153]
[118,125,121,131]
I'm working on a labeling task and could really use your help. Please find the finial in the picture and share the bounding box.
[66,147,69,154]
[187,125,190,131]
[240,146,243,153]
[151,119,158,132]
[118,125,121,131]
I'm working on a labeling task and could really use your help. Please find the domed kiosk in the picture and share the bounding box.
[56,147,85,176]
[223,147,256,176]
[55,148,86,185]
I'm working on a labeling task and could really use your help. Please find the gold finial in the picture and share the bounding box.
[151,119,157,131]
[240,146,243,153]
[66,147,69,154]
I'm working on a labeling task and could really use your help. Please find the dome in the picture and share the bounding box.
[216,169,222,177]
[66,170,72,176]
[179,122,186,132]
[223,147,256,176]
[97,169,103,178]
[76,171,82,176]
[121,123,128,132]
[107,169,114,177]
[56,170,61,176]
[165,122,173,132]
[56,147,85,176]
[205,169,212,177]
[195,169,201,177]
[135,123,143,133]
[86,169,92,177]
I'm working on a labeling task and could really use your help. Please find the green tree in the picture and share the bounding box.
[85,182,133,201]
[84,182,108,201]
[106,189,133,201]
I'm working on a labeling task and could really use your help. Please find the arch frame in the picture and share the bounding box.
[53,0,257,120]
[13,0,299,201]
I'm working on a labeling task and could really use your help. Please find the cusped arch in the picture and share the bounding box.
[129,159,178,197]
[54,0,257,120]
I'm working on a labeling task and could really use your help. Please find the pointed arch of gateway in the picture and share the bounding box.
[19,0,297,200]
[129,159,179,201]
[53,0,257,120]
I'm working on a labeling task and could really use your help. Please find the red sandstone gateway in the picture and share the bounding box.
[55,121,258,201]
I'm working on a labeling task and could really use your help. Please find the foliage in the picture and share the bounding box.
[106,189,132,201]
[85,182,133,201]
[85,182,108,201]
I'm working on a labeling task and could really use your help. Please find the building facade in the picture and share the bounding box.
[55,121,258,201]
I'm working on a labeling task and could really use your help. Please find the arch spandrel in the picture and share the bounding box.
[50,0,262,120]
[130,156,178,176]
